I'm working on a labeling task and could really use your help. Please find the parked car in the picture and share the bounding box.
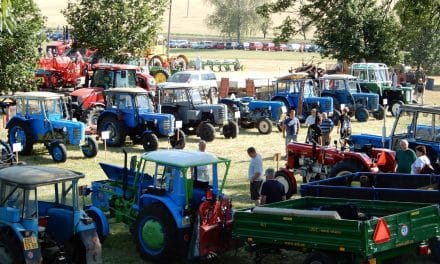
[199,41,215,49]
[176,39,189,48]
[237,42,249,50]
[158,70,218,99]
[262,42,275,51]
[215,42,226,49]
[249,42,263,51]
[275,43,288,52]
[287,43,301,52]
[225,42,239,49]
[168,40,178,48]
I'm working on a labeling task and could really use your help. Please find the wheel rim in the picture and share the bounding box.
[392,103,401,116]
[0,245,13,264]
[259,121,270,133]
[52,145,64,161]
[10,126,26,147]
[336,170,352,177]
[154,72,167,83]
[140,218,165,253]
[103,122,117,144]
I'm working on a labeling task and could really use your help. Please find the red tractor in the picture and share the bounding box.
[69,63,156,126]
[276,142,396,198]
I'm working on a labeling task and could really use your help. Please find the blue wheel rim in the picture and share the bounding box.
[102,122,117,144]
[52,145,64,161]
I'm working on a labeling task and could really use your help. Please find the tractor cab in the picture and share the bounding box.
[0,165,106,263]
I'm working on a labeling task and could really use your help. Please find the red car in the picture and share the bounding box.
[215,42,226,49]
[275,43,288,52]
[262,42,275,51]
[249,42,263,51]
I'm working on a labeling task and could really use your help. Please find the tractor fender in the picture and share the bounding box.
[5,116,28,129]
[271,96,290,107]
[84,206,109,239]
[97,112,119,128]
[89,102,105,110]
[138,196,188,228]
[341,152,373,170]
[77,229,102,264]
[0,223,42,264]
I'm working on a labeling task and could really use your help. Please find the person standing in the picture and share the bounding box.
[306,115,322,145]
[247,147,263,206]
[395,139,417,173]
[320,112,334,146]
[193,140,209,188]
[260,168,286,205]
[414,78,425,104]
[337,107,351,149]
[305,108,317,126]
[411,145,432,174]
[282,109,300,155]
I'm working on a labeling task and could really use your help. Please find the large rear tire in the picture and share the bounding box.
[274,170,296,199]
[98,116,126,147]
[133,204,178,262]
[329,159,366,177]
[0,228,24,264]
[82,106,104,128]
[7,120,34,155]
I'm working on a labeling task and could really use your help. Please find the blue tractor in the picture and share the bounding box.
[6,92,98,163]
[271,73,335,123]
[0,165,108,263]
[219,96,287,134]
[319,74,383,122]
[350,104,440,171]
[86,149,235,261]
[96,88,183,151]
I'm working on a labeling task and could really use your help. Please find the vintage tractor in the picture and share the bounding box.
[319,74,383,122]
[350,63,413,116]
[96,88,182,151]
[271,73,335,123]
[6,92,98,162]
[147,54,189,83]
[276,141,396,197]
[219,96,287,134]
[350,104,440,171]
[69,63,156,126]
[85,149,236,261]
[0,165,108,263]
[159,85,239,142]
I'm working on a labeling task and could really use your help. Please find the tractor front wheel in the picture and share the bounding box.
[223,120,238,139]
[0,229,24,264]
[142,133,159,152]
[197,123,216,142]
[354,107,369,122]
[49,141,67,163]
[99,116,126,147]
[7,120,34,155]
[329,159,366,177]
[257,118,273,134]
[373,105,385,120]
[274,170,296,199]
[390,100,403,117]
[82,136,98,158]
[133,204,178,262]
[170,130,186,148]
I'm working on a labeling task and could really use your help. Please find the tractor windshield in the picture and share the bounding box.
[38,181,78,210]
[92,69,137,89]
[135,94,154,110]
[347,80,359,93]
[168,73,191,83]
[44,98,63,119]
[392,110,416,137]
[190,89,202,104]
[0,183,37,219]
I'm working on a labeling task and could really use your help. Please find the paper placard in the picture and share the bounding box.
[234,111,241,119]
[274,153,281,161]
[383,99,388,105]
[175,120,183,129]
[12,143,22,152]
[340,104,345,111]
[101,131,110,140]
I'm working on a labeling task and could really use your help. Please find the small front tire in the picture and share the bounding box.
[142,133,159,152]
[223,120,238,139]
[82,136,98,158]
[49,142,68,163]
[197,122,216,142]
[257,118,272,134]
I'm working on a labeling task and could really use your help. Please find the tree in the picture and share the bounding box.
[395,0,440,72]
[0,0,15,34]
[63,0,168,61]
[205,0,268,42]
[260,16,272,39]
[0,0,44,93]
[258,0,401,65]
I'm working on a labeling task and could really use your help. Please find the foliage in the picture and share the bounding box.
[260,16,272,39]
[205,0,268,42]
[0,0,15,34]
[258,0,401,65]
[63,0,168,62]
[395,0,440,72]
[0,0,44,93]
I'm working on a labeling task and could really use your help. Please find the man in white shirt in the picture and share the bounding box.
[305,108,317,126]
[194,140,209,188]
[247,147,263,205]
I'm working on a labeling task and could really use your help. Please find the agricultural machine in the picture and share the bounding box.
[0,165,108,263]
[271,73,335,123]
[219,97,287,134]
[96,88,182,151]
[69,63,156,126]
[85,149,236,261]
[187,58,243,72]
[5,92,98,162]
[350,63,413,116]
[159,85,239,142]
[319,74,383,122]
[147,54,189,83]
[276,141,396,195]
[350,104,440,170]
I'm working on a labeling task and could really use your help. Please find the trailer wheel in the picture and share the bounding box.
[133,203,178,262]
[354,107,369,122]
[223,120,238,139]
[198,122,216,142]
[7,120,34,155]
[257,118,273,135]
[275,170,296,199]
[329,159,366,177]
[49,141,67,163]
[373,105,385,120]
[0,228,24,264]
[82,136,98,158]
[142,133,159,152]
[303,251,336,264]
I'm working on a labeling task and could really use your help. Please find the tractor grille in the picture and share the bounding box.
[368,95,379,111]
[73,128,81,139]
[218,107,226,122]
[163,119,172,132]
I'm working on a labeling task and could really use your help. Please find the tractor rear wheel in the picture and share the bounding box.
[329,159,366,177]
[354,107,369,122]
[0,228,24,264]
[152,69,169,84]
[223,120,238,139]
[7,120,34,155]
[82,136,98,158]
[303,251,336,264]
[99,116,126,147]
[142,133,159,152]
[133,203,178,262]
[197,122,216,142]
[257,118,272,135]
[49,141,67,163]
[373,105,385,120]
[82,106,104,128]
[390,100,403,116]
[275,170,296,199]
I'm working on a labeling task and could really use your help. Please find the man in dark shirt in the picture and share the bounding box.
[306,115,322,145]
[260,168,286,205]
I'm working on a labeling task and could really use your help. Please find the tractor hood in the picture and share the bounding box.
[139,112,175,136]
[194,104,227,125]
[248,100,285,111]
[352,92,379,111]
[70,87,104,98]
[51,119,86,145]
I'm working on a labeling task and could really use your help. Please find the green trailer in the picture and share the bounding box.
[233,197,440,264]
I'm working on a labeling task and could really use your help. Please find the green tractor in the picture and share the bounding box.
[350,63,413,116]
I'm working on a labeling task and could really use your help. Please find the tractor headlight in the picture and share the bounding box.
[62,127,67,133]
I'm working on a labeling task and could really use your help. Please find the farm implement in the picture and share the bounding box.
[188,58,243,72]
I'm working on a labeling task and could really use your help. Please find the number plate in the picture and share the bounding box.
[23,236,38,250]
